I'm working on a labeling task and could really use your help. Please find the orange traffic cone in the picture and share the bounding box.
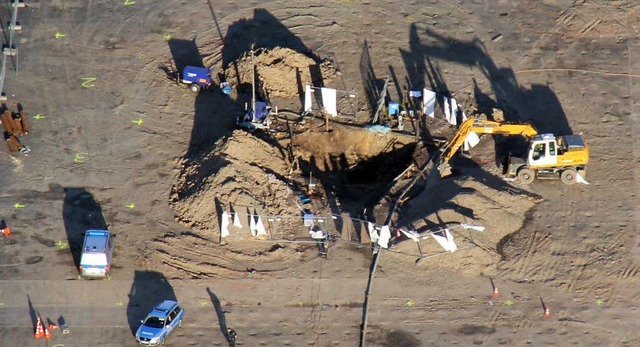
[48,322,58,331]
[544,307,550,317]
[34,316,44,339]
[492,287,499,297]
[43,322,51,339]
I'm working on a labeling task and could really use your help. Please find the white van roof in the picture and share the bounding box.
[83,230,110,253]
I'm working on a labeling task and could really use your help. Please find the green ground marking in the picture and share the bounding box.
[52,345,65,347]
[503,300,514,305]
[596,299,604,306]
[164,34,171,41]
[13,203,24,208]
[55,32,65,39]
[116,301,124,307]
[132,118,143,125]
[74,152,89,163]
[124,0,135,5]
[199,301,210,307]
[33,114,45,120]
[81,77,97,88]
[56,241,69,249]
[126,203,135,209]
[405,299,415,307]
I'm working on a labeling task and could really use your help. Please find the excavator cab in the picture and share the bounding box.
[527,134,558,167]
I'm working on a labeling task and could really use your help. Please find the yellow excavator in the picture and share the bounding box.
[438,117,590,184]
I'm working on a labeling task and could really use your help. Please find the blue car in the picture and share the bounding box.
[135,300,184,345]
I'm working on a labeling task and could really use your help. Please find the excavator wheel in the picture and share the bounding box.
[516,167,535,184]
[560,168,577,185]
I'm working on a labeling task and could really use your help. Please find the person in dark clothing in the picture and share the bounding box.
[227,327,237,345]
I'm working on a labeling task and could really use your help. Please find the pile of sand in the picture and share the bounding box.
[388,171,542,275]
[171,130,301,235]
[224,47,339,99]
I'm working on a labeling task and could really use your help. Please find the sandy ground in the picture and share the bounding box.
[0,0,639,346]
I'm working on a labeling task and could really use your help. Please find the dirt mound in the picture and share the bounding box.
[171,130,299,234]
[224,47,339,99]
[388,172,542,275]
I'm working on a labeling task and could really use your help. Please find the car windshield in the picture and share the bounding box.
[143,316,166,329]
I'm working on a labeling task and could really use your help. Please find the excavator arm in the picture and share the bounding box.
[439,117,538,165]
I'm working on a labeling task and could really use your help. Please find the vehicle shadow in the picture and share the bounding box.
[126,270,177,337]
[410,24,573,135]
[62,188,108,269]
[206,287,234,346]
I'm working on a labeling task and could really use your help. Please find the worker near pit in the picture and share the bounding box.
[309,225,328,257]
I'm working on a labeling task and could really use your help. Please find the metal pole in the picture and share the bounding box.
[251,44,256,119]
[360,245,381,347]
[9,0,19,73]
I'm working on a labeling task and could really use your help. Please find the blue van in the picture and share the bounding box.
[79,230,114,278]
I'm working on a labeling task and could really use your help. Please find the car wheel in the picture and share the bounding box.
[189,83,201,93]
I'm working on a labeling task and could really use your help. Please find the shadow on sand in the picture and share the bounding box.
[126,270,177,336]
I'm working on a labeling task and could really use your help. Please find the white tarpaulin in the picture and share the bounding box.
[220,211,230,238]
[431,228,457,252]
[368,222,379,243]
[304,85,313,113]
[233,211,242,228]
[255,215,268,236]
[321,87,338,117]
[423,89,436,118]
[378,225,391,249]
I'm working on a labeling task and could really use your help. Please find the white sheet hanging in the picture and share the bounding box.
[378,225,391,249]
[463,131,481,151]
[221,211,231,238]
[249,211,257,237]
[304,85,313,113]
[321,87,338,117]
[233,211,242,228]
[443,97,452,124]
[368,222,379,243]
[400,229,420,242]
[255,215,268,236]
[447,98,457,125]
[423,89,436,118]
[431,228,457,252]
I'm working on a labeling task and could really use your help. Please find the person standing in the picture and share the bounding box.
[226,327,237,346]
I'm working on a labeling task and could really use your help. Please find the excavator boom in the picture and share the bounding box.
[440,117,538,165]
